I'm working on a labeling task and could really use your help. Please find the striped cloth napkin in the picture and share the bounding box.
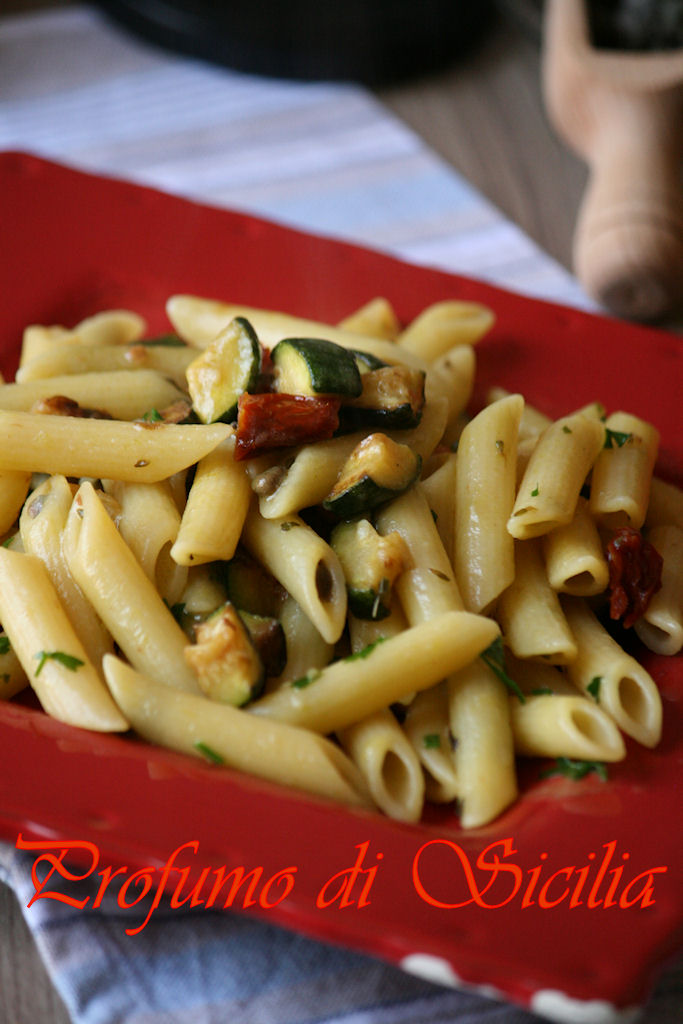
[0,5,680,1024]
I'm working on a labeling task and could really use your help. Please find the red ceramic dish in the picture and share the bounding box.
[0,152,681,1022]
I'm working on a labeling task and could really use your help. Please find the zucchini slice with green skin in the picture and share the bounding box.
[271,337,362,398]
[331,518,409,620]
[338,364,426,431]
[239,611,287,678]
[222,548,284,618]
[186,316,262,423]
[322,433,422,518]
[185,602,265,706]
[351,348,387,373]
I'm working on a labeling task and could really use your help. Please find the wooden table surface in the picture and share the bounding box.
[0,2,633,1023]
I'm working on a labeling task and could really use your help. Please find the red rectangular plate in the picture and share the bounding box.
[1,152,681,1022]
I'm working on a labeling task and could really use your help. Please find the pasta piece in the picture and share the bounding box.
[337,297,400,340]
[487,386,551,441]
[447,660,517,829]
[171,436,251,566]
[16,342,194,389]
[562,596,662,747]
[497,539,578,664]
[337,708,425,822]
[19,475,114,668]
[646,477,683,531]
[510,693,626,762]
[0,642,29,701]
[375,485,464,623]
[0,370,186,420]
[542,496,610,596]
[242,506,347,645]
[0,469,31,535]
[403,684,459,804]
[455,394,524,613]
[0,548,127,731]
[179,565,228,618]
[420,453,457,564]
[430,343,476,445]
[103,478,187,606]
[508,411,604,539]
[397,301,495,359]
[589,412,659,530]
[103,655,373,810]
[249,610,500,734]
[63,482,200,693]
[18,311,145,366]
[271,595,333,691]
[0,411,230,483]
[634,525,683,655]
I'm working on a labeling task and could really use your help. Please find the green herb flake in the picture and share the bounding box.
[422,733,441,750]
[0,673,10,685]
[562,425,572,434]
[344,636,388,662]
[291,668,322,689]
[531,686,554,696]
[495,439,504,454]
[280,521,300,532]
[604,428,633,449]
[480,636,525,703]
[587,676,602,702]
[541,757,608,782]
[1,535,15,549]
[141,408,163,423]
[194,741,225,765]
[531,484,540,497]
[0,636,10,656]
[34,650,85,676]
[139,334,187,348]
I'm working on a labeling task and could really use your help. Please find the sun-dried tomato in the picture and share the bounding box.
[606,527,663,628]
[234,392,341,460]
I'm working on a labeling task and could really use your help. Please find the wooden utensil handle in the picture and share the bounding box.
[574,91,683,321]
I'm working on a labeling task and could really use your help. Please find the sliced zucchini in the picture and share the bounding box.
[239,611,287,678]
[351,348,387,373]
[331,518,409,620]
[185,602,264,706]
[339,364,425,431]
[186,316,262,423]
[271,337,362,398]
[322,433,422,518]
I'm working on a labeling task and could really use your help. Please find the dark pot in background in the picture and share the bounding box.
[91,0,496,84]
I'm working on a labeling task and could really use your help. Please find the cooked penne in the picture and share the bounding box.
[19,474,114,669]
[397,300,495,359]
[0,370,186,420]
[242,505,347,645]
[19,310,145,366]
[403,683,459,804]
[0,470,31,535]
[646,477,683,530]
[249,611,500,734]
[420,453,457,565]
[447,660,517,829]
[63,482,200,693]
[0,642,29,701]
[562,597,662,747]
[497,539,578,664]
[171,436,250,566]
[103,478,187,606]
[510,692,626,762]
[487,386,551,441]
[337,708,425,822]
[0,547,127,731]
[589,412,659,530]
[455,394,524,613]
[375,485,464,623]
[103,655,373,810]
[0,411,230,483]
[16,341,194,389]
[273,595,334,690]
[508,411,605,539]
[634,525,683,655]
[337,297,401,340]
[542,496,610,596]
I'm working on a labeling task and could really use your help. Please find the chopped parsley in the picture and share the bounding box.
[141,408,163,422]
[139,334,187,347]
[480,636,525,703]
[531,686,554,696]
[562,425,572,434]
[422,733,442,750]
[0,635,10,656]
[291,668,322,689]
[34,650,85,676]
[531,484,540,497]
[587,676,602,702]
[194,741,225,765]
[344,636,387,662]
[1,535,15,549]
[541,757,608,782]
[604,428,633,449]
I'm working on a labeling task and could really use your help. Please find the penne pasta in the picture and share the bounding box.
[397,300,495,358]
[542,496,610,596]
[0,370,186,420]
[17,341,194,389]
[634,525,683,655]
[337,296,401,340]
[589,412,659,530]
[510,692,626,762]
[403,683,459,804]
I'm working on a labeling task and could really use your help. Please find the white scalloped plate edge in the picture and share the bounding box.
[400,953,642,1024]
